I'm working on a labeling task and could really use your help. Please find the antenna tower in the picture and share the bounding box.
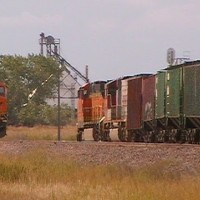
[167,48,190,66]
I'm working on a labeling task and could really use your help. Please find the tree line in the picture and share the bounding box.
[0,55,74,126]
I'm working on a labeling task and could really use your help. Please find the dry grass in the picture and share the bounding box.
[1,126,200,199]
[0,148,199,200]
[3,125,77,141]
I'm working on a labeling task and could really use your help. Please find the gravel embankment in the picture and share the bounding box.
[0,140,200,175]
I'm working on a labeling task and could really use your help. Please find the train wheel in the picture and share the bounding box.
[144,131,155,143]
[162,134,169,143]
[169,129,177,143]
[174,130,182,143]
[118,127,127,142]
[103,130,111,142]
[132,131,141,142]
[77,130,83,142]
[180,130,186,144]
[153,132,158,143]
[191,129,200,144]
[196,130,200,144]
[143,131,150,143]
[149,132,156,143]
[0,127,6,138]
[186,130,192,144]
[127,131,138,142]
[162,131,169,143]
[92,126,100,141]
[127,131,133,142]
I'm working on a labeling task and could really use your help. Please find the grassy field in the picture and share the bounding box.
[0,148,199,200]
[3,125,77,141]
[1,126,200,199]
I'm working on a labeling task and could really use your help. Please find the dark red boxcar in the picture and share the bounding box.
[142,75,155,122]
[127,74,152,131]
[127,77,143,130]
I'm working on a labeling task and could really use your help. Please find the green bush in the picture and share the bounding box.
[18,103,73,126]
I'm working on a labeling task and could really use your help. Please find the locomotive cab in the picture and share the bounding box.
[0,82,7,137]
[77,81,107,141]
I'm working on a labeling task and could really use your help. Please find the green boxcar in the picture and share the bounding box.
[183,62,200,128]
[165,67,182,118]
[183,63,200,116]
[155,71,166,119]
[155,67,183,129]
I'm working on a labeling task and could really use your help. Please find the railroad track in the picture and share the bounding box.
[74,139,200,149]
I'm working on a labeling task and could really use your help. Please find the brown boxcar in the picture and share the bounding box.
[127,77,143,130]
[126,74,152,141]
[104,75,152,141]
[127,75,153,130]
[142,75,156,130]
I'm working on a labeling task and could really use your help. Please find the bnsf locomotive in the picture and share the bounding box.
[77,60,200,143]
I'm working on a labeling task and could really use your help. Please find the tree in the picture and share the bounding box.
[0,54,65,125]
[18,103,73,126]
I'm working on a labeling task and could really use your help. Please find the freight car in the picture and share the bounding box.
[154,60,200,143]
[103,74,153,142]
[0,82,7,137]
[77,60,200,144]
[76,81,107,141]
[127,74,156,142]
[104,76,134,142]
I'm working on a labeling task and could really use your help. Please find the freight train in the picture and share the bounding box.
[77,60,200,144]
[0,82,7,137]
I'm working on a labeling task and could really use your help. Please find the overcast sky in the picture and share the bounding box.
[1,0,200,82]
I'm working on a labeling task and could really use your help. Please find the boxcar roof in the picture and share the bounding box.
[164,60,200,70]
[106,74,153,85]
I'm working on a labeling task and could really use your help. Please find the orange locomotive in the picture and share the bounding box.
[77,81,107,141]
[0,82,7,137]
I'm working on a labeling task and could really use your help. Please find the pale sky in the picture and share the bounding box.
[1,0,200,82]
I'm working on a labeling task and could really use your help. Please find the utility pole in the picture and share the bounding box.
[57,63,62,141]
